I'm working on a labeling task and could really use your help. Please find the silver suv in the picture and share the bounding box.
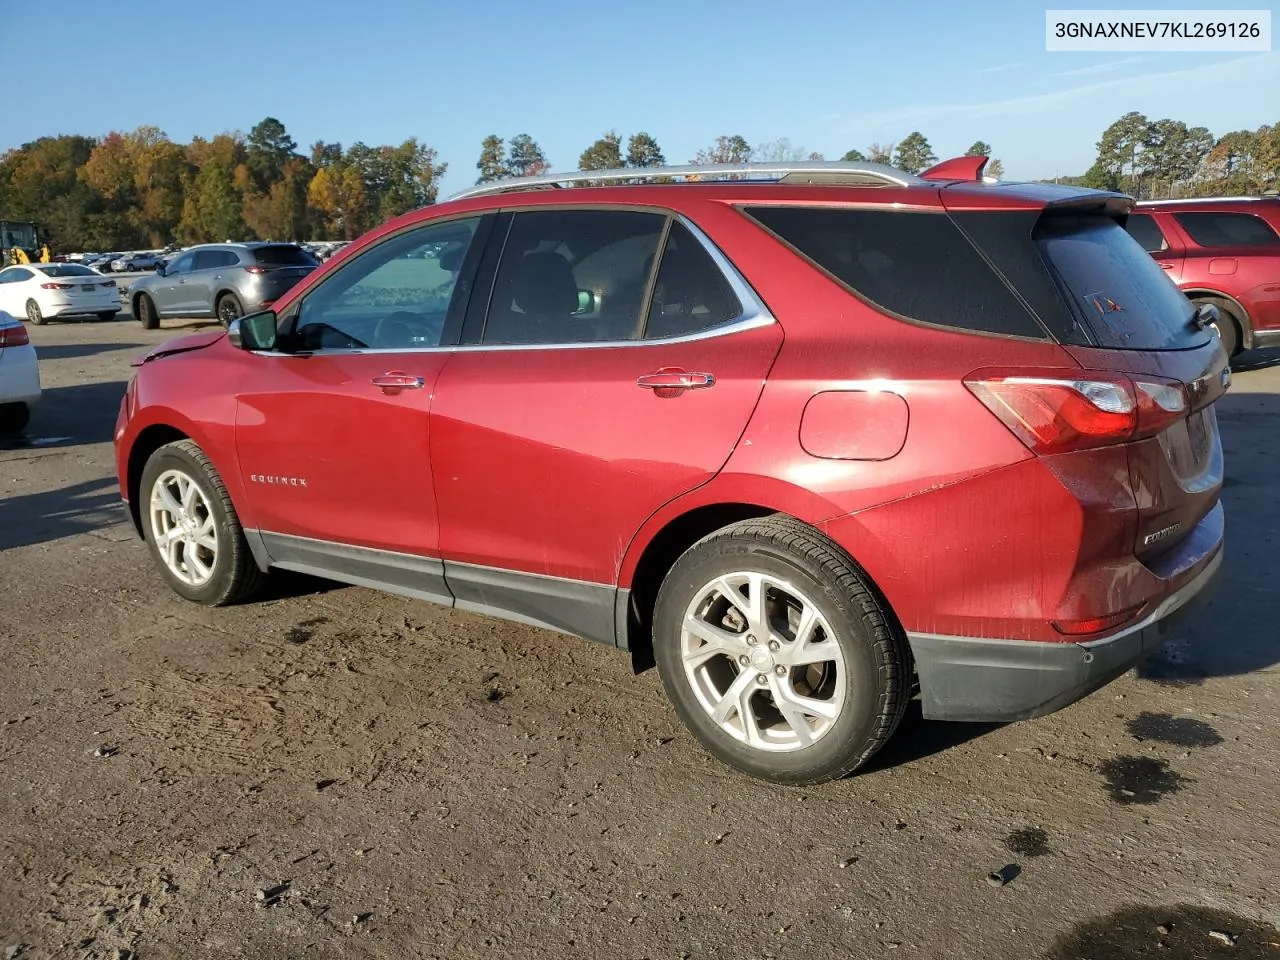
[129,242,320,329]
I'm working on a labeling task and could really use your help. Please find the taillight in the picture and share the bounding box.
[244,265,267,274]
[0,325,30,348]
[40,282,73,290]
[101,280,117,288]
[965,369,1188,454]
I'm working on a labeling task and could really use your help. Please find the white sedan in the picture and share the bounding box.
[0,310,40,434]
[0,262,121,325]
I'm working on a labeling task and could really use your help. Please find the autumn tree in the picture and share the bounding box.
[476,135,507,183]
[579,131,623,170]
[866,142,895,165]
[626,132,664,167]
[692,135,751,164]
[751,138,820,162]
[893,132,936,174]
[507,134,548,177]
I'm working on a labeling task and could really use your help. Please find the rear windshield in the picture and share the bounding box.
[1035,214,1204,350]
[253,245,319,266]
[36,264,98,278]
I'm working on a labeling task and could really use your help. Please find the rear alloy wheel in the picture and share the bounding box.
[25,299,44,326]
[136,293,159,330]
[140,439,266,605]
[216,293,244,327]
[0,402,30,436]
[653,516,910,785]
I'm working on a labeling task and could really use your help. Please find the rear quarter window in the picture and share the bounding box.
[741,206,1048,339]
[1035,214,1205,351]
[1172,211,1279,247]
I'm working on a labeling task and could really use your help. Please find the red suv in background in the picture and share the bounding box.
[114,158,1227,784]
[1128,196,1280,358]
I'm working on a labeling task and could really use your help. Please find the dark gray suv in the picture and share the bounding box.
[129,242,319,329]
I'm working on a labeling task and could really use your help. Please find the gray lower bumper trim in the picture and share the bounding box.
[907,548,1223,723]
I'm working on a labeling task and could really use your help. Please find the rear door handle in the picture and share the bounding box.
[371,372,425,389]
[1159,262,1175,269]
[636,369,716,390]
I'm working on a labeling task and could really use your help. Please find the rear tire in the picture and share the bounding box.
[1194,296,1242,359]
[24,299,44,326]
[139,439,267,606]
[136,294,159,330]
[216,293,244,327]
[652,515,910,785]
[0,402,30,436]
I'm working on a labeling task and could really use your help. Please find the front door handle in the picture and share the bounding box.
[636,369,716,391]
[371,372,425,390]
[1159,262,1175,270]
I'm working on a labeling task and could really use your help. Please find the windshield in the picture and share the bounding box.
[36,264,98,278]
[1035,214,1206,350]
[253,245,319,267]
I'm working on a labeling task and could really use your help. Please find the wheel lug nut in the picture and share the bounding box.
[768,640,780,652]
[775,665,786,676]
[756,675,769,686]
[738,655,750,667]
[746,635,757,646]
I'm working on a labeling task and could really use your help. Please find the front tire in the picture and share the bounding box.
[139,439,266,605]
[0,402,30,436]
[25,299,44,326]
[652,516,910,785]
[136,293,159,330]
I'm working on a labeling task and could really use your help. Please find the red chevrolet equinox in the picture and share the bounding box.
[114,157,1228,784]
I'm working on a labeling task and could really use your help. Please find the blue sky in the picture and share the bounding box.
[4,0,1276,197]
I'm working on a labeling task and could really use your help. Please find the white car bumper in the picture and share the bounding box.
[0,342,41,406]
[40,283,121,318]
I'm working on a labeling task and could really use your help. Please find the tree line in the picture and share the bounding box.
[2,113,1274,253]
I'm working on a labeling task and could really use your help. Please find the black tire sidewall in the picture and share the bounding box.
[139,445,238,604]
[137,295,158,329]
[217,294,243,326]
[653,536,892,783]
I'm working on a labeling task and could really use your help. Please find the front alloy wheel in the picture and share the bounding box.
[149,468,219,586]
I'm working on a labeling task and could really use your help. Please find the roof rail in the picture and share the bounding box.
[447,160,925,202]
[1136,195,1275,205]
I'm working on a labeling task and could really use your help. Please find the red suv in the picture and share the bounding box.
[114,157,1227,784]
[1128,196,1280,358]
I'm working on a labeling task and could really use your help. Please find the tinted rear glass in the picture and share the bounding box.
[742,206,1047,339]
[1035,214,1204,350]
[37,264,98,278]
[253,245,319,266]
[1124,213,1169,252]
[1173,211,1279,247]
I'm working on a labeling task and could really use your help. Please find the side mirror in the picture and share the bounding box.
[227,310,278,351]
[155,263,166,277]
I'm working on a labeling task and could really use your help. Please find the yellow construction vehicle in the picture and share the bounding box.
[1,220,46,267]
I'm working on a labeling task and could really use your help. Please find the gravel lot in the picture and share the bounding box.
[2,316,1279,959]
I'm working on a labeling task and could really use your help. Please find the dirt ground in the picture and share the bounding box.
[2,315,1279,960]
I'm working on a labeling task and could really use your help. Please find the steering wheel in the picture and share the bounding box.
[373,311,430,348]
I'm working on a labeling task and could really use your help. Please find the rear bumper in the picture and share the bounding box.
[1250,328,1280,350]
[908,529,1223,723]
[0,344,42,406]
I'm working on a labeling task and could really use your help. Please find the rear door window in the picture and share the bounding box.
[1035,214,1205,350]
[481,209,665,345]
[1124,213,1170,253]
[643,221,743,340]
[1173,211,1279,247]
[742,206,1047,339]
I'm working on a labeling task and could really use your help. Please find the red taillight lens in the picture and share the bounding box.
[1052,605,1145,636]
[965,369,1188,453]
[0,325,30,348]
[40,282,72,290]
[244,265,267,274]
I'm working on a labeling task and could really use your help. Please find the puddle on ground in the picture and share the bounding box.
[1005,826,1050,858]
[1127,711,1224,748]
[1046,903,1280,958]
[1098,756,1189,805]
[1138,638,1207,685]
